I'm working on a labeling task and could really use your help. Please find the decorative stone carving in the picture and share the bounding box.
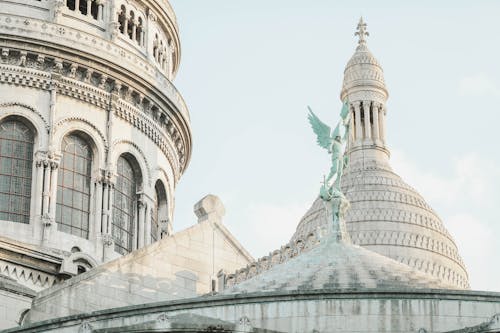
[78,321,92,333]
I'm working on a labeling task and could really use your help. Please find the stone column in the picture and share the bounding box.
[137,196,145,248]
[107,181,114,235]
[101,175,115,261]
[34,156,45,217]
[372,102,380,142]
[166,40,174,80]
[363,101,372,141]
[75,0,80,12]
[97,1,103,20]
[101,181,109,233]
[353,101,362,144]
[146,10,157,60]
[86,0,91,16]
[41,160,51,216]
[108,0,119,40]
[348,105,355,148]
[48,159,59,222]
[144,205,151,246]
[379,105,386,142]
[93,176,103,238]
[131,19,137,41]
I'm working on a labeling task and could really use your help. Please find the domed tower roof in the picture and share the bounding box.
[292,18,469,289]
[225,204,455,294]
[341,17,387,104]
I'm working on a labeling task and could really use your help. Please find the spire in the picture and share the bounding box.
[355,17,369,46]
[342,18,388,158]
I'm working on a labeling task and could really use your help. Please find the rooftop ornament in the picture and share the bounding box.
[307,101,351,243]
[355,16,369,45]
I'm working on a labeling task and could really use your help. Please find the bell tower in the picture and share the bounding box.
[341,18,389,166]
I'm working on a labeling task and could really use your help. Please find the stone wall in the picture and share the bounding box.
[0,277,36,330]
[8,289,500,332]
[25,213,253,324]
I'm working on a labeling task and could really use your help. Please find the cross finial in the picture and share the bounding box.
[355,17,369,45]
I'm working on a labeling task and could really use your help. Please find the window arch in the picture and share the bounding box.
[0,119,34,224]
[112,155,141,254]
[56,133,92,238]
[151,180,167,242]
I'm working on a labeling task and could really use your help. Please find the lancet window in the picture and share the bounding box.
[0,119,34,224]
[56,133,92,238]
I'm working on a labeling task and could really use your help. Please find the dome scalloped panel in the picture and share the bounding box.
[292,163,470,290]
[341,45,388,103]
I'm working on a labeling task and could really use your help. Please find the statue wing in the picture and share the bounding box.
[307,106,332,150]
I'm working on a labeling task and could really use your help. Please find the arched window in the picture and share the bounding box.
[151,180,167,242]
[0,119,34,224]
[56,134,92,238]
[112,155,138,254]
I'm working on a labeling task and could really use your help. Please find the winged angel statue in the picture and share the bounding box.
[308,101,350,201]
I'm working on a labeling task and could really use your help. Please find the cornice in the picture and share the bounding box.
[0,45,189,178]
[0,13,191,148]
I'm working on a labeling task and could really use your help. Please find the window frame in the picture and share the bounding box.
[112,154,142,255]
[0,117,37,225]
[55,132,94,239]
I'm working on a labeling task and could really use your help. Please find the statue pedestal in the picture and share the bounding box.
[322,195,351,244]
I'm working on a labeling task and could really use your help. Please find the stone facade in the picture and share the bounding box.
[24,195,253,324]
[0,4,497,333]
[5,289,500,333]
[0,0,194,327]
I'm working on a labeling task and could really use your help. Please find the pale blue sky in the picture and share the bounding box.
[169,1,500,291]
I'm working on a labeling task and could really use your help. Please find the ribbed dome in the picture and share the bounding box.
[289,18,470,290]
[341,44,388,104]
[225,227,455,294]
[292,159,470,290]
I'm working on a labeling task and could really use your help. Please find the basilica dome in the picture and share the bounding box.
[292,18,469,289]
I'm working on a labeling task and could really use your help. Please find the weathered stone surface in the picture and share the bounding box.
[5,289,500,333]
[24,219,253,325]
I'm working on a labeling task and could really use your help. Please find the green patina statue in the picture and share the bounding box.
[308,101,351,230]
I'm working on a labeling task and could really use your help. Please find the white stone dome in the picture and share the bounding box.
[341,35,388,104]
[293,18,469,290]
[292,158,470,290]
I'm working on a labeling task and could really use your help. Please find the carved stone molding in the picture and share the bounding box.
[112,139,153,186]
[0,34,190,173]
[55,117,108,148]
[0,55,187,176]
[0,101,50,132]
